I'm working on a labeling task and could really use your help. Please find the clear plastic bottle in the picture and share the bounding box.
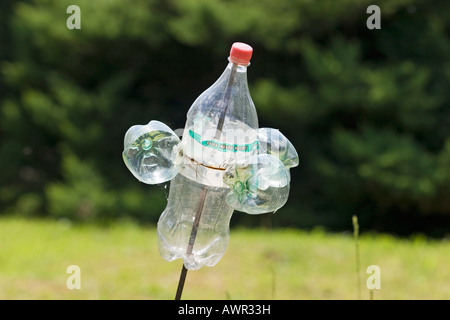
[122,120,181,184]
[181,42,258,169]
[157,43,257,270]
[122,43,299,271]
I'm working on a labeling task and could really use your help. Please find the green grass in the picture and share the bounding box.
[0,216,449,299]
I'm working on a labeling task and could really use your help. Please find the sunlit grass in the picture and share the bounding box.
[0,216,448,299]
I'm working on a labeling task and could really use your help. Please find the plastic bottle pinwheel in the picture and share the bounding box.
[123,43,299,274]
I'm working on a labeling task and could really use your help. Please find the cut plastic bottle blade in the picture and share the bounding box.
[257,128,299,169]
[223,154,290,214]
[122,120,181,184]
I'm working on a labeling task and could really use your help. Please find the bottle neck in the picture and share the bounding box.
[226,59,249,71]
[222,60,249,97]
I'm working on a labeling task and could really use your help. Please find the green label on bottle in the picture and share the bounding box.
[189,129,258,152]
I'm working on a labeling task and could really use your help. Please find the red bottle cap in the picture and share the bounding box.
[229,42,253,66]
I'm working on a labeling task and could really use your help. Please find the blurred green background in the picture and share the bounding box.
[1,0,449,237]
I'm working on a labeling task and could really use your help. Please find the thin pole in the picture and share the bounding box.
[174,186,208,300]
[214,63,238,140]
[175,264,188,300]
[175,62,237,300]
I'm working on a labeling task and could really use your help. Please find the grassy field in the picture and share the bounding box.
[0,216,449,300]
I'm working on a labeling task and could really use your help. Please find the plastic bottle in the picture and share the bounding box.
[222,128,299,215]
[122,120,181,184]
[122,43,299,271]
[157,43,258,270]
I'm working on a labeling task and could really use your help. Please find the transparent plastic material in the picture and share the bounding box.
[223,154,290,215]
[122,120,180,184]
[157,168,233,270]
[157,59,259,270]
[222,128,299,215]
[257,128,299,169]
[122,43,299,271]
[182,62,259,169]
